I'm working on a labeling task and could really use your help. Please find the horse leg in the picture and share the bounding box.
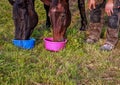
[78,0,87,31]
[44,4,51,28]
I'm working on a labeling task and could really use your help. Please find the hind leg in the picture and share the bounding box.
[78,0,87,31]
[44,4,51,28]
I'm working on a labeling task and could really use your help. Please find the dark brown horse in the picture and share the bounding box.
[42,0,87,41]
[8,0,38,40]
[41,0,70,41]
[42,0,87,30]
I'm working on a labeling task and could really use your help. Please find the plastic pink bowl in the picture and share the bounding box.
[43,37,67,52]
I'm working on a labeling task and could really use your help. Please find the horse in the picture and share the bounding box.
[8,0,38,40]
[41,0,87,41]
[41,0,70,41]
[42,0,87,30]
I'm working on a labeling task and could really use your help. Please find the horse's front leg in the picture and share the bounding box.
[78,0,87,31]
[44,4,51,28]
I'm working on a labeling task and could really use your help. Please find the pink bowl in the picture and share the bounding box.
[43,37,67,52]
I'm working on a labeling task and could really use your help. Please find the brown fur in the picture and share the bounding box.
[41,0,87,41]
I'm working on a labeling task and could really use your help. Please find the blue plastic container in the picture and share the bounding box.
[12,38,35,49]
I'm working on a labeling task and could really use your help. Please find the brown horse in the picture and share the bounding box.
[42,0,87,30]
[42,0,87,41]
[41,0,70,41]
[8,0,38,40]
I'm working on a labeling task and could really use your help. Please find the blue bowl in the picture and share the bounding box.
[12,38,35,49]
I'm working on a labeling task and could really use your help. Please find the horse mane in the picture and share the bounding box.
[51,0,58,7]
[51,0,69,7]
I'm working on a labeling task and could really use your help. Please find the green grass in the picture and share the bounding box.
[0,0,120,85]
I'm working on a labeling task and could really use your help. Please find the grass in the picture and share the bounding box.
[0,0,120,85]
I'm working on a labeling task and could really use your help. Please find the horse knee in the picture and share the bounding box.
[108,14,119,29]
[90,8,101,23]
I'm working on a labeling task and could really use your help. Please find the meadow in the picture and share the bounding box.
[0,0,120,85]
